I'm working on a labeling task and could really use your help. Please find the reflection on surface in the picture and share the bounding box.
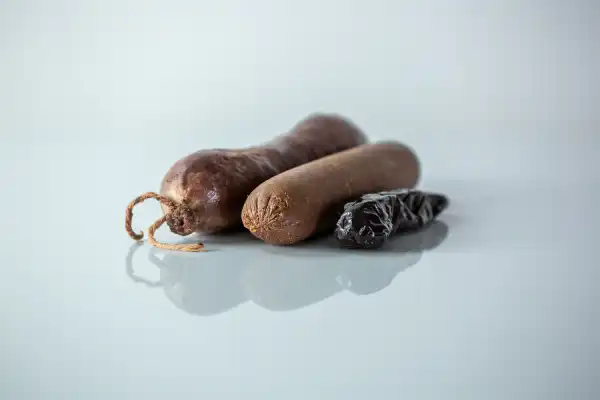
[126,221,449,316]
[126,244,248,316]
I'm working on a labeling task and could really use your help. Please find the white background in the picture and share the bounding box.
[1,1,599,399]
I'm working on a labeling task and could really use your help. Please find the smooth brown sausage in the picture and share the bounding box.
[241,142,421,245]
[157,114,367,235]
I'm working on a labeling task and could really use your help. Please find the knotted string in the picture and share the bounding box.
[125,192,206,252]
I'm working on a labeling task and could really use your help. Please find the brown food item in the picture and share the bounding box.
[124,113,368,251]
[241,142,421,245]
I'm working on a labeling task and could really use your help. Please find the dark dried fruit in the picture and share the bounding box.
[335,189,449,249]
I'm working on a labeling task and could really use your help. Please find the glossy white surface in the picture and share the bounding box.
[1,1,599,399]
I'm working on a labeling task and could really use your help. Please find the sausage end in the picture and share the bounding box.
[241,189,309,245]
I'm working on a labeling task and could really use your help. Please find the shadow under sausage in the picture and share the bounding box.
[155,230,262,251]
[259,220,450,258]
[196,230,262,247]
[242,222,451,310]
[241,248,423,312]
[123,222,447,315]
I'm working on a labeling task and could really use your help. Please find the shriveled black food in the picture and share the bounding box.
[335,189,449,249]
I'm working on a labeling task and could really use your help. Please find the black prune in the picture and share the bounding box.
[335,189,449,249]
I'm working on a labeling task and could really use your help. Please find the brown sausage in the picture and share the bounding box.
[241,142,421,245]
[125,114,367,250]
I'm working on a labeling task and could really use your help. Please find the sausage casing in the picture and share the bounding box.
[241,142,421,244]
[159,114,368,234]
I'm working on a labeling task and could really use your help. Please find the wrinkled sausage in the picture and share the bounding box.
[125,113,367,251]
